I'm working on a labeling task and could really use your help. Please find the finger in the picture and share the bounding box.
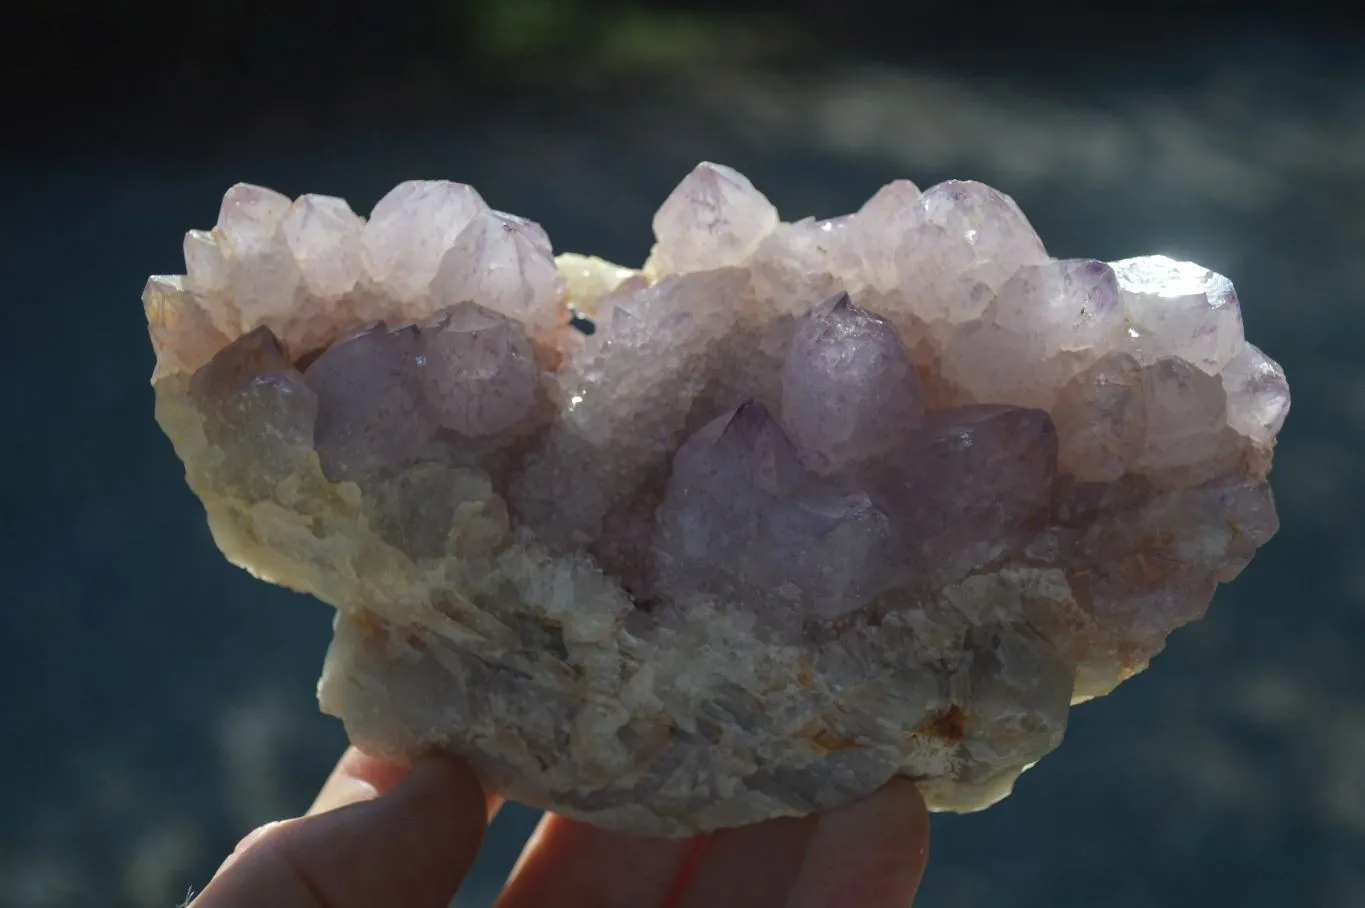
[785,778,930,908]
[194,755,487,908]
[495,814,702,908]
[308,747,411,815]
[308,748,505,822]
[674,814,819,908]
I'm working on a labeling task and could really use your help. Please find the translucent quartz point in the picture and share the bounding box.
[1137,357,1228,471]
[782,292,925,474]
[510,268,750,549]
[845,179,921,292]
[1052,353,1147,482]
[1112,255,1245,374]
[187,326,317,489]
[304,322,436,481]
[280,194,366,298]
[431,210,564,334]
[942,259,1126,410]
[143,275,229,381]
[183,229,228,297]
[653,401,806,603]
[750,217,852,314]
[418,302,539,437]
[876,405,1058,584]
[146,165,1289,839]
[657,400,902,619]
[881,181,1049,335]
[650,162,779,274]
[361,180,488,303]
[211,183,301,324]
[1221,343,1291,445]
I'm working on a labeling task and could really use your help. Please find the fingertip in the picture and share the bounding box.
[395,754,489,834]
[308,748,410,815]
[200,752,488,908]
[787,777,931,908]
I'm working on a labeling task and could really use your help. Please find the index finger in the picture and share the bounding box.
[194,754,487,908]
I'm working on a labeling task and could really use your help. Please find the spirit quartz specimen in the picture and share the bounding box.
[146,164,1289,836]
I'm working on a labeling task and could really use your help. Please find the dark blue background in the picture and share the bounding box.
[2,5,1362,906]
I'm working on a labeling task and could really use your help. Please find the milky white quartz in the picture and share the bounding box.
[145,164,1288,836]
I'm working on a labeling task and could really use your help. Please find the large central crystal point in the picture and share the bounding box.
[145,164,1289,836]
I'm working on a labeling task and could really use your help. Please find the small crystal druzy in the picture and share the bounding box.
[145,163,1289,836]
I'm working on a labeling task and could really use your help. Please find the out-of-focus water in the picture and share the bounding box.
[1,27,1362,908]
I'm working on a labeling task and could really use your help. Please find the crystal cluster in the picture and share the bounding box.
[146,164,1289,835]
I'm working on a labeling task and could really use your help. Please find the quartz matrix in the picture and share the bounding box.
[146,164,1289,835]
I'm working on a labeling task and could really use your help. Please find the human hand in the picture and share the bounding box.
[191,747,930,907]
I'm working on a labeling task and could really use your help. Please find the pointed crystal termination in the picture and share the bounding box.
[844,179,921,293]
[509,268,750,549]
[187,326,317,490]
[655,400,900,619]
[1052,353,1147,482]
[941,259,1126,410]
[1137,357,1228,471]
[418,301,540,438]
[143,275,230,381]
[183,229,228,296]
[431,210,565,335]
[361,180,488,304]
[750,217,852,315]
[781,292,925,474]
[1221,342,1291,445]
[874,180,1049,342]
[281,194,366,299]
[649,162,779,275]
[653,401,806,604]
[304,323,437,481]
[209,184,302,326]
[1112,255,1245,374]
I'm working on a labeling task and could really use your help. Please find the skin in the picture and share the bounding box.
[192,748,930,908]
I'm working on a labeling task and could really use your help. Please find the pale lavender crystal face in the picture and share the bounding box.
[1111,255,1244,373]
[1137,356,1229,471]
[1222,342,1291,445]
[654,401,808,604]
[650,162,779,274]
[281,194,366,298]
[418,301,539,438]
[361,180,488,303]
[942,259,1126,410]
[1052,353,1147,482]
[874,405,1058,586]
[430,211,562,333]
[782,292,925,475]
[187,326,317,490]
[653,400,901,620]
[304,323,437,480]
[147,163,1289,837]
[208,184,302,323]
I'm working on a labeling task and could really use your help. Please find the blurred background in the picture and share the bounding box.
[2,1,1363,905]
